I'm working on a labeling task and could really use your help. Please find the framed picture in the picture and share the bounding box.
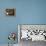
[18,24,46,41]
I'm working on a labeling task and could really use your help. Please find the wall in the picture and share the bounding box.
[0,0,46,44]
